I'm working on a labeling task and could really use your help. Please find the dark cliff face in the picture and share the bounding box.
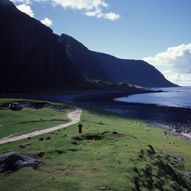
[0,0,83,91]
[58,33,176,87]
[0,0,176,92]
[59,34,110,81]
[92,52,176,87]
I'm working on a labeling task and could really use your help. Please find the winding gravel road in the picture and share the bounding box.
[0,108,81,145]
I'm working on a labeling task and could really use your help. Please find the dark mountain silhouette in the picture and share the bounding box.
[59,34,110,81]
[0,0,176,92]
[60,34,175,87]
[92,52,176,87]
[0,0,83,91]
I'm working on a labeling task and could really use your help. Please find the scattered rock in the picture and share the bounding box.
[35,152,45,158]
[26,101,50,109]
[8,103,22,111]
[0,151,42,173]
[147,145,156,155]
[111,131,124,138]
[72,131,124,141]
[168,141,175,144]
[69,148,80,152]
[132,146,191,191]
[19,142,32,149]
[175,128,182,133]
[184,171,191,180]
[165,153,184,166]
[71,141,80,145]
[55,150,65,154]
[73,133,104,141]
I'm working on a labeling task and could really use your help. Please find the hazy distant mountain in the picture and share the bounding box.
[59,34,110,81]
[60,34,176,87]
[92,52,176,87]
[0,0,83,91]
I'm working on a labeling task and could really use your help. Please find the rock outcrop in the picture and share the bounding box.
[0,151,41,172]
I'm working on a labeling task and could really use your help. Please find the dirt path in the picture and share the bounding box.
[0,108,81,145]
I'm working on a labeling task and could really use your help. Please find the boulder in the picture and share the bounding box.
[0,151,42,172]
[19,142,32,149]
[8,103,22,111]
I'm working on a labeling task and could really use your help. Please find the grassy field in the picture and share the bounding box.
[0,99,191,191]
[0,99,72,138]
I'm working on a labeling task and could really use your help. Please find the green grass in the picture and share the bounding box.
[0,102,191,191]
[0,99,72,138]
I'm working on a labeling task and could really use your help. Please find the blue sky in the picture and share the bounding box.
[12,0,191,85]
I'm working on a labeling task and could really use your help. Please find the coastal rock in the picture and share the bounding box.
[0,151,42,172]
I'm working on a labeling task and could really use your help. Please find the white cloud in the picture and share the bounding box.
[12,0,31,4]
[102,12,120,20]
[85,9,120,20]
[51,0,120,20]
[144,44,191,86]
[51,0,108,11]
[41,17,53,27]
[16,4,34,17]
[164,72,191,86]
[12,0,120,21]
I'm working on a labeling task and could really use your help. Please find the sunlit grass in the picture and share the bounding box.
[0,102,191,191]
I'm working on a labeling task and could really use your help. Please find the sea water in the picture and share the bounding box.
[114,87,191,108]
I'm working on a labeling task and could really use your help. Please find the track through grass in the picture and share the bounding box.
[0,99,191,191]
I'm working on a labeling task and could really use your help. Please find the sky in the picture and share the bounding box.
[11,0,191,86]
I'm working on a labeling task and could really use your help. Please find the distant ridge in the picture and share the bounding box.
[59,34,110,81]
[0,0,176,91]
[92,51,176,87]
[60,34,176,87]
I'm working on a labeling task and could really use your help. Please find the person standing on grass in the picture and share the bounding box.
[78,123,83,134]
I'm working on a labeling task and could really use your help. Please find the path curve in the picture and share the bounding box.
[0,108,81,145]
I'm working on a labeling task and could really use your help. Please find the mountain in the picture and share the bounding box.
[59,34,110,81]
[0,0,83,91]
[0,0,176,92]
[92,52,176,87]
[60,34,176,87]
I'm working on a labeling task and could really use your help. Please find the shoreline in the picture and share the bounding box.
[1,87,191,140]
[64,89,191,140]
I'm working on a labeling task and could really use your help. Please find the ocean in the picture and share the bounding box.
[114,86,191,108]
